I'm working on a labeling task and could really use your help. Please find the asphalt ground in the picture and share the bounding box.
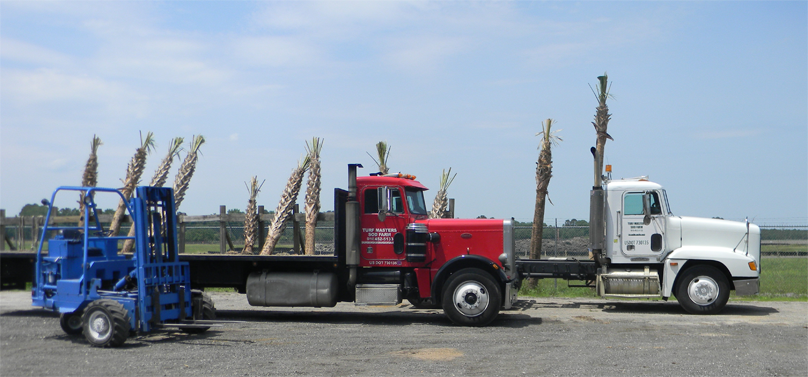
[1,291,806,376]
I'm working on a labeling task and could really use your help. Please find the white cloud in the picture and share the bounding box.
[232,36,321,68]
[3,68,125,104]
[382,36,469,75]
[0,38,72,66]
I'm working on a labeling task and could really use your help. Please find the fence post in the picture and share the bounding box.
[257,205,265,251]
[219,205,227,254]
[0,209,5,251]
[19,216,25,251]
[31,216,39,251]
[293,204,300,254]
[555,218,559,258]
[554,218,558,289]
[178,214,186,254]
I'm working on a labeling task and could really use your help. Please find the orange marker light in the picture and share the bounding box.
[670,262,678,267]
[748,262,757,271]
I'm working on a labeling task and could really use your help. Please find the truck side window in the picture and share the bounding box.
[364,188,378,214]
[390,189,403,213]
[624,193,644,215]
[650,192,662,215]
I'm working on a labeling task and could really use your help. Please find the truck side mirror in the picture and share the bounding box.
[642,193,652,225]
[378,187,388,222]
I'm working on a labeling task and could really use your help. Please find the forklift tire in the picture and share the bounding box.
[59,312,84,335]
[675,265,730,315]
[182,292,215,334]
[82,300,131,347]
[441,268,501,326]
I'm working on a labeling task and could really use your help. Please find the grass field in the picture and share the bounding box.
[519,257,807,301]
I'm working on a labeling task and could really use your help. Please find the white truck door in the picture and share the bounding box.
[621,191,665,256]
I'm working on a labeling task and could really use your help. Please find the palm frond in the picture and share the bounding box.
[367,141,391,175]
[429,168,457,219]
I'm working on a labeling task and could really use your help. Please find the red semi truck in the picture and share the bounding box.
[183,163,518,326]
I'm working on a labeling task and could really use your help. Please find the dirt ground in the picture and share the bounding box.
[2,291,806,376]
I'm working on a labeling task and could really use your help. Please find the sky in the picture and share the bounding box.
[1,1,806,225]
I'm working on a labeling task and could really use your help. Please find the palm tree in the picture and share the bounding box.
[429,168,457,219]
[529,119,561,268]
[78,135,102,228]
[242,176,264,255]
[304,137,324,256]
[173,135,205,211]
[260,156,311,256]
[367,141,391,175]
[121,137,183,253]
[590,73,613,187]
[149,137,184,187]
[109,132,155,236]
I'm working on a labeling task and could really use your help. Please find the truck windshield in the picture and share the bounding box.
[405,188,428,215]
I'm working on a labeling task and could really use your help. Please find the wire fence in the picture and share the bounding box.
[2,212,805,258]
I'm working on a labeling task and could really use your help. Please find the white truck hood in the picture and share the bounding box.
[676,216,761,264]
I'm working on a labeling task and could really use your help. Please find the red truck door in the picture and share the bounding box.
[359,186,408,267]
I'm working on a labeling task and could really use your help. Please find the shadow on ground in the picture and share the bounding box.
[512,298,778,316]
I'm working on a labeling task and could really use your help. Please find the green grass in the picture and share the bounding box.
[740,257,807,300]
[762,244,807,255]
[519,257,807,301]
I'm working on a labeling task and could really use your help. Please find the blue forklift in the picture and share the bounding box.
[32,186,215,347]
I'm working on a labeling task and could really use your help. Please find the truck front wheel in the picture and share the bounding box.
[441,268,501,326]
[675,265,730,315]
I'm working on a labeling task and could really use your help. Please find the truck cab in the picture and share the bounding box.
[598,176,761,313]
[352,172,519,325]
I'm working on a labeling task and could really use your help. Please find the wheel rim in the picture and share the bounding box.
[687,275,720,306]
[87,311,112,342]
[451,280,490,317]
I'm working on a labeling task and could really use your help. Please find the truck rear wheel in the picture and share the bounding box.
[82,299,131,347]
[441,268,501,326]
[675,265,730,314]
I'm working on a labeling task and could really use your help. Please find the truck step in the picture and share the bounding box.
[355,284,401,306]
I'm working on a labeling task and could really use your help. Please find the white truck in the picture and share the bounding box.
[517,167,761,314]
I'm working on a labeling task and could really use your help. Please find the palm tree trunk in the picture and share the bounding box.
[304,138,323,256]
[109,132,154,236]
[591,73,613,186]
[122,137,183,253]
[79,135,102,228]
[173,135,205,211]
[242,176,263,254]
[528,119,559,288]
[260,157,310,256]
